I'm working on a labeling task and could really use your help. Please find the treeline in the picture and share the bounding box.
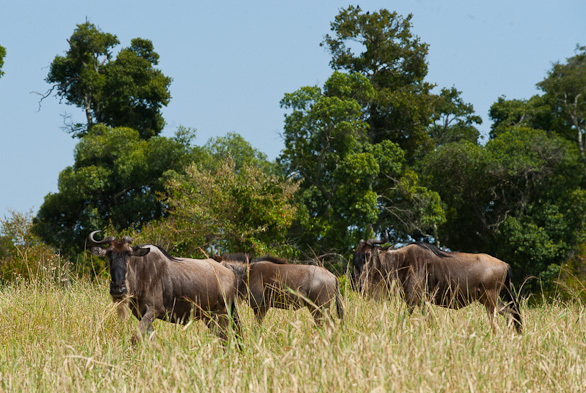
[1,6,586,292]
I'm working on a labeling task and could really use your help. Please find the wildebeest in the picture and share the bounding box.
[354,237,522,333]
[88,231,242,344]
[216,254,344,326]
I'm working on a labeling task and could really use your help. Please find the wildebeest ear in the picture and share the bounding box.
[131,246,150,257]
[90,247,107,257]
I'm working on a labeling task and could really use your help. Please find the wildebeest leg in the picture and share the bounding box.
[212,302,244,348]
[132,307,156,344]
[203,311,235,343]
[480,290,499,333]
[404,273,426,315]
[310,305,326,327]
[205,315,227,341]
[405,304,416,315]
[229,303,245,350]
[230,302,243,340]
[485,304,498,333]
[253,307,269,326]
[217,315,234,342]
[497,300,519,331]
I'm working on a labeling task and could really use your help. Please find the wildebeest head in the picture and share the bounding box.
[88,231,150,299]
[353,232,389,291]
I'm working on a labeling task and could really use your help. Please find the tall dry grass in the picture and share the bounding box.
[0,276,585,392]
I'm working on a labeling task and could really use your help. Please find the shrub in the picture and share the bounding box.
[0,210,72,284]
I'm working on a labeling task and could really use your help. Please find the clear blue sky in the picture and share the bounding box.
[0,0,584,217]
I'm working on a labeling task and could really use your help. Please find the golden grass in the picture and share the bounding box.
[0,279,585,392]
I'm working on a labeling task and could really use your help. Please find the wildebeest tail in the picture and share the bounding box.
[503,265,522,333]
[230,300,244,347]
[335,279,344,321]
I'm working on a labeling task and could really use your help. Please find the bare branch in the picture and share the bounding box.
[30,85,58,112]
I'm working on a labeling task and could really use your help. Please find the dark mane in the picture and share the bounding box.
[140,244,183,262]
[225,253,252,263]
[252,255,288,264]
[413,242,451,258]
[213,253,252,264]
[211,253,288,265]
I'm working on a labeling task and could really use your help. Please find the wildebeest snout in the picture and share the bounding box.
[110,281,127,297]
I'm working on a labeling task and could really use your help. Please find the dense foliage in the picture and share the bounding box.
[2,10,583,292]
[129,133,299,258]
[420,129,586,285]
[322,6,434,158]
[32,125,197,257]
[161,159,298,257]
[538,46,586,166]
[45,22,172,139]
[279,72,444,255]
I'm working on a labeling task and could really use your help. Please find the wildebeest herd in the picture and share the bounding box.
[88,230,522,345]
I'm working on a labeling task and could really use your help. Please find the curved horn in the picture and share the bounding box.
[121,236,133,244]
[366,230,389,246]
[88,231,116,246]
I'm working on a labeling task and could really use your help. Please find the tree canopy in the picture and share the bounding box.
[161,158,299,257]
[421,128,586,284]
[321,6,434,158]
[490,46,586,166]
[45,22,171,139]
[279,71,445,255]
[428,87,483,146]
[15,14,586,291]
[537,46,586,165]
[32,125,196,256]
[0,44,5,79]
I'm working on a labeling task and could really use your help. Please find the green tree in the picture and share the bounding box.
[488,95,553,139]
[33,125,196,257]
[428,87,483,146]
[44,22,171,139]
[279,72,444,255]
[279,73,375,253]
[157,158,299,258]
[128,134,296,257]
[321,6,435,158]
[199,132,275,174]
[421,128,586,284]
[537,46,586,165]
[489,46,586,155]
[0,44,6,79]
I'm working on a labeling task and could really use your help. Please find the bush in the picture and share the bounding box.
[0,210,73,284]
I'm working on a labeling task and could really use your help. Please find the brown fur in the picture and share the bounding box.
[355,241,522,333]
[90,236,241,344]
[221,257,344,326]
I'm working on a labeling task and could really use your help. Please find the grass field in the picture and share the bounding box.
[1,278,585,392]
